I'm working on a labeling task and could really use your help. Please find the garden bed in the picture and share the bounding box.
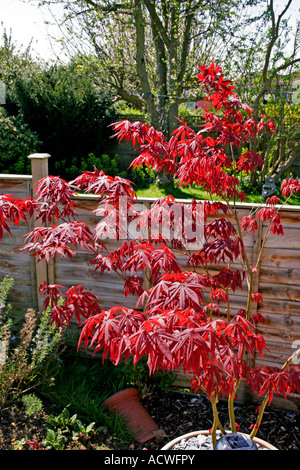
[0,390,298,450]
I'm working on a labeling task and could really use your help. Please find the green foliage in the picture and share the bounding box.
[115,102,145,116]
[128,164,155,189]
[0,106,41,173]
[82,153,120,176]
[11,63,118,177]
[22,393,43,416]
[40,355,132,441]
[44,428,68,450]
[0,276,63,408]
[0,275,14,319]
[11,438,27,450]
[0,30,43,173]
[40,355,112,414]
[121,357,175,395]
[0,29,40,93]
[65,152,155,188]
[65,152,120,181]
[43,407,96,450]
[136,179,300,205]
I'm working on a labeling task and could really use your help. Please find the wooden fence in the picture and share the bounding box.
[0,154,299,410]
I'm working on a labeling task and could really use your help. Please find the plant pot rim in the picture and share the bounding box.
[161,430,278,450]
[103,387,138,406]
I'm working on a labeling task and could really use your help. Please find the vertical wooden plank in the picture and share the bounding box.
[28,153,51,311]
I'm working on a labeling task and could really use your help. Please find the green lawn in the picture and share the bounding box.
[135,182,300,205]
[136,183,217,201]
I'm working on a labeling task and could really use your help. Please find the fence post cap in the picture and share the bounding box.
[28,153,51,159]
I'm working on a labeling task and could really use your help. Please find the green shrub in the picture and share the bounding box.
[0,276,63,408]
[65,153,121,181]
[0,106,41,174]
[12,64,118,177]
[22,392,43,416]
[128,164,155,188]
[64,152,155,189]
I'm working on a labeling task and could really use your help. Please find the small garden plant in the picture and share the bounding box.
[0,276,62,409]
[0,63,299,449]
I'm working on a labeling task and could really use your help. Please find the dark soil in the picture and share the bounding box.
[0,390,299,451]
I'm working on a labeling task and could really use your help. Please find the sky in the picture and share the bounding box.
[1,0,299,63]
[1,0,67,62]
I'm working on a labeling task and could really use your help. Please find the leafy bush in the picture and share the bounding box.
[65,153,121,181]
[0,276,63,408]
[65,152,155,188]
[12,63,118,177]
[0,106,41,174]
[128,163,155,189]
[44,407,96,450]
[22,393,43,416]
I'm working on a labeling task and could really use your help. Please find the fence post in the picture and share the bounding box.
[28,153,52,311]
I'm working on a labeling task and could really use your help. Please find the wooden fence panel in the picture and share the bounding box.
[0,173,299,409]
[0,175,36,314]
[159,202,300,409]
[254,211,300,408]
[55,196,138,312]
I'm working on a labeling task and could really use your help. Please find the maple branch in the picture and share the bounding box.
[249,347,300,440]
[228,393,237,433]
[252,194,292,274]
[228,203,253,318]
[211,395,226,448]
[282,348,300,371]
[210,396,219,449]
[225,259,231,323]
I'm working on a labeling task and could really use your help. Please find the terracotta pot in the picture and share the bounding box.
[103,388,160,444]
[161,430,278,450]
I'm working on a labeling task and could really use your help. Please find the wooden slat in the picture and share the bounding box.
[260,266,300,285]
[0,177,35,311]
[261,248,300,269]
[0,177,300,410]
[263,228,300,249]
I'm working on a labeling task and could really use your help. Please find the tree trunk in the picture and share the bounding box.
[134,0,160,130]
[272,144,300,182]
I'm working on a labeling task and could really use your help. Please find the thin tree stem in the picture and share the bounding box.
[228,392,237,432]
[249,347,300,439]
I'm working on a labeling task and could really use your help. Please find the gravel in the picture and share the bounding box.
[168,432,265,450]
[171,433,214,450]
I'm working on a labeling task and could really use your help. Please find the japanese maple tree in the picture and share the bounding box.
[1,62,300,449]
